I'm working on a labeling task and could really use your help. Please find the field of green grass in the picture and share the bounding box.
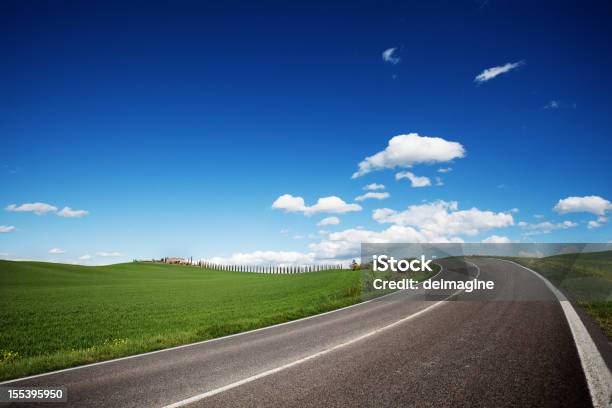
[507,250,612,340]
[0,260,437,381]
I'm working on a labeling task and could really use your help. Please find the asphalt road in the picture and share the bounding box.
[1,258,604,407]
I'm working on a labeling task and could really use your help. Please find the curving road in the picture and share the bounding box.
[1,258,608,407]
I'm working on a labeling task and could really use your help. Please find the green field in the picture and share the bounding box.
[507,250,612,339]
[0,260,436,381]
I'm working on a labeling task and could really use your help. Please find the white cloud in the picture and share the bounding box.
[382,47,400,64]
[318,216,340,226]
[355,192,390,202]
[474,60,525,83]
[372,200,514,236]
[509,208,520,213]
[56,207,89,218]
[364,183,385,191]
[5,202,89,218]
[544,100,560,109]
[271,194,306,213]
[518,220,577,235]
[79,254,93,260]
[96,251,122,257]
[6,202,58,215]
[205,250,316,266]
[220,200,517,263]
[435,177,444,186]
[352,133,465,178]
[309,225,464,260]
[482,235,512,244]
[272,194,361,216]
[396,171,431,188]
[553,195,611,216]
[0,225,15,233]
[588,216,608,229]
[48,248,66,254]
[437,167,452,173]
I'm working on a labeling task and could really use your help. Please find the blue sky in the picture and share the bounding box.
[1,0,611,265]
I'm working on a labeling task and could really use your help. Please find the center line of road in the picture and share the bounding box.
[163,262,480,408]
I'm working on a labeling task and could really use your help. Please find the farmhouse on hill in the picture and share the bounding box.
[163,257,192,265]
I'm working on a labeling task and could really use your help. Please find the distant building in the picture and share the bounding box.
[165,257,188,265]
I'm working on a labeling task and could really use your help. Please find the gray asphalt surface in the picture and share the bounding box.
[1,258,596,407]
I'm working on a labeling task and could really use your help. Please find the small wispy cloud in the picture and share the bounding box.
[543,100,560,109]
[382,47,401,64]
[6,202,58,215]
[318,216,340,226]
[395,171,431,188]
[57,207,89,218]
[475,60,525,83]
[96,251,122,257]
[79,254,93,260]
[0,225,16,233]
[355,192,390,202]
[518,220,577,235]
[49,248,66,254]
[437,167,452,173]
[5,202,89,218]
[364,183,385,191]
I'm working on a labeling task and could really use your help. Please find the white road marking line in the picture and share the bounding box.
[163,262,479,408]
[1,265,445,385]
[503,260,612,408]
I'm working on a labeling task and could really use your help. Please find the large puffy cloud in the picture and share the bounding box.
[6,202,58,215]
[355,192,390,202]
[272,194,361,216]
[309,225,463,260]
[518,220,577,235]
[372,201,514,236]
[352,133,465,178]
[553,196,611,216]
[205,250,316,266]
[395,171,431,188]
[223,200,515,262]
[474,61,524,83]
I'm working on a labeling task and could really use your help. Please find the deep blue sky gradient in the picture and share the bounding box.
[1,0,611,262]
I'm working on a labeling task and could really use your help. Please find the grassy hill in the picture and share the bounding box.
[0,261,364,381]
[509,250,612,339]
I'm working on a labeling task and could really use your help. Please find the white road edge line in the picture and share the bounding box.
[503,260,612,408]
[1,264,445,385]
[162,262,480,408]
